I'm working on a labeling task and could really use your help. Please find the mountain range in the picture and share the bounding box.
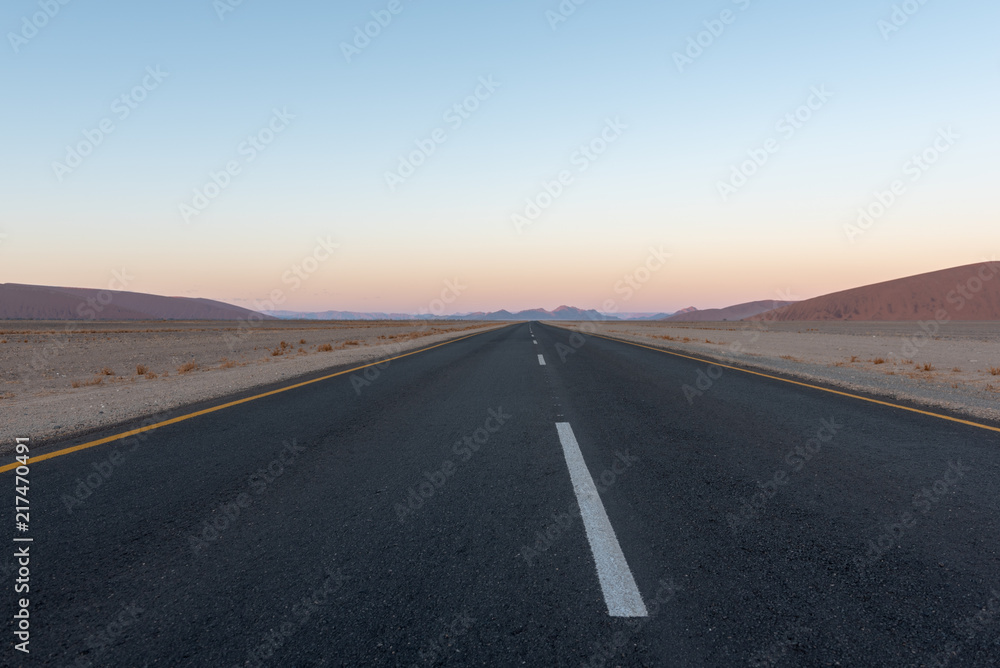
[265,306,621,321]
[4,262,999,322]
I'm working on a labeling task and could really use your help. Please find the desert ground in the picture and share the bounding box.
[4,318,997,448]
[0,320,499,446]
[555,320,1000,423]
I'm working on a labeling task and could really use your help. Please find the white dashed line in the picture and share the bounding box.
[537,354,546,366]
[554,422,647,618]
[533,340,538,345]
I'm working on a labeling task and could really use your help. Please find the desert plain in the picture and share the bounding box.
[0,320,499,448]
[556,320,1000,423]
[2,317,998,451]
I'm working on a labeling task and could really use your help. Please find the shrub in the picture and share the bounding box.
[100,366,115,375]
[317,343,333,352]
[136,364,148,376]
[178,362,199,374]
[990,367,1000,376]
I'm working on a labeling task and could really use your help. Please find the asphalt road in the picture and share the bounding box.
[5,322,1000,666]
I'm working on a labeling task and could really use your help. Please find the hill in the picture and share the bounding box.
[664,300,796,322]
[0,283,272,321]
[749,263,1000,321]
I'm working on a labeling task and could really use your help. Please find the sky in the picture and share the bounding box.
[2,0,998,314]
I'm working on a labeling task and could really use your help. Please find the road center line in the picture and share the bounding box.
[554,422,647,617]
[537,354,546,366]
[533,340,538,345]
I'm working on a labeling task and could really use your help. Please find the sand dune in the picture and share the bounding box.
[664,300,795,322]
[0,283,271,321]
[751,262,1000,321]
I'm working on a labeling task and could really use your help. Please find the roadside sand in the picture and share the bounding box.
[0,320,501,447]
[554,320,1000,424]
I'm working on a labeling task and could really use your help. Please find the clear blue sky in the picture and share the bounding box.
[2,0,997,313]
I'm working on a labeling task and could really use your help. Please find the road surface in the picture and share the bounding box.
[5,322,1000,666]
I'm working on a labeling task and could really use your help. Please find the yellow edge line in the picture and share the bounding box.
[1,324,512,474]
[553,325,1000,435]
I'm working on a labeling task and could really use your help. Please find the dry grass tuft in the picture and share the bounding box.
[299,339,307,345]
[849,355,859,363]
[100,366,115,375]
[317,343,333,352]
[178,362,199,374]
[922,363,934,372]
[220,358,237,369]
[72,377,104,388]
[136,364,148,376]
[144,371,158,379]
[872,358,886,365]
[990,367,1000,376]
[952,367,962,373]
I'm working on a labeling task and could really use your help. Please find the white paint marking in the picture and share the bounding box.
[533,340,538,345]
[555,422,647,617]
[537,354,546,366]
